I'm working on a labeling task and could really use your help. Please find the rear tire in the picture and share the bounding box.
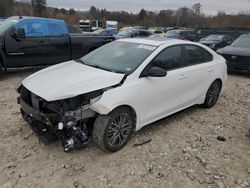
[93,107,135,152]
[202,80,222,108]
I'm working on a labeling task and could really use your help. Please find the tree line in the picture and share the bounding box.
[1,1,250,28]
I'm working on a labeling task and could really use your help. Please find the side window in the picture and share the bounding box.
[16,20,46,38]
[46,21,68,37]
[150,46,182,71]
[184,45,213,66]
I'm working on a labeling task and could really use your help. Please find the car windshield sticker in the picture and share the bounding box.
[138,45,156,51]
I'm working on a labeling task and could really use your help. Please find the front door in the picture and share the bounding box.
[138,45,190,125]
[5,19,50,67]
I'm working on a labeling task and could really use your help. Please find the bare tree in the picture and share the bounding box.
[192,3,201,15]
[31,0,46,16]
[0,0,14,16]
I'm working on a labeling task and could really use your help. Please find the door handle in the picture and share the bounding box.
[178,74,187,80]
[208,67,215,73]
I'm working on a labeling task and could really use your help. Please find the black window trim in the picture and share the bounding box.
[183,44,214,66]
[140,43,214,77]
[140,44,184,77]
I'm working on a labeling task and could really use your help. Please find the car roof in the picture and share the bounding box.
[7,16,64,22]
[118,37,193,46]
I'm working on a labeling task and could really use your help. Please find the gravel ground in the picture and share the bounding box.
[0,69,250,188]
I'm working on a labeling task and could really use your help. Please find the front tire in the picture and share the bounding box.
[93,107,135,152]
[202,80,222,108]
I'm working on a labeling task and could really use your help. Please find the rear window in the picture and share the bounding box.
[184,45,213,65]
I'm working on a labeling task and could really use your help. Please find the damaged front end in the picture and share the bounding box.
[17,85,103,152]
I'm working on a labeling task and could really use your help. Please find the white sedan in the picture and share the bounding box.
[17,38,227,152]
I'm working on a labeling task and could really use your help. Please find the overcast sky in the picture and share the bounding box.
[45,0,250,15]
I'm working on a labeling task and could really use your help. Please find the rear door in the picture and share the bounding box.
[181,44,215,105]
[5,19,50,67]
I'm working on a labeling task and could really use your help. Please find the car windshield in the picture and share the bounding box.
[116,30,131,37]
[205,35,223,41]
[231,35,250,48]
[166,30,180,35]
[0,19,18,35]
[79,41,156,74]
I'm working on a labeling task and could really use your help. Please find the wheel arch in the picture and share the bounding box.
[90,103,138,126]
[111,105,137,126]
[214,78,222,87]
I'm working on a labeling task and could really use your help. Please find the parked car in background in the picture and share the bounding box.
[0,17,6,25]
[92,28,117,36]
[148,27,165,34]
[199,34,234,51]
[166,29,195,41]
[67,25,82,34]
[0,16,115,74]
[217,34,250,73]
[116,29,151,39]
[82,28,117,37]
[119,26,133,32]
[165,34,187,40]
[17,38,227,152]
[133,26,148,30]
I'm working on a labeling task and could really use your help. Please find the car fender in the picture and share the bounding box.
[89,82,142,126]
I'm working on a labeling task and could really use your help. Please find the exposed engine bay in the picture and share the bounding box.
[17,85,104,152]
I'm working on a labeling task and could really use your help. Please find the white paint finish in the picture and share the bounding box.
[22,39,227,131]
[22,61,124,101]
[90,40,227,130]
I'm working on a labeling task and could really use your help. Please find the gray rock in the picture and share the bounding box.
[236,179,243,185]
[204,170,212,175]
[186,170,196,181]
[204,176,215,184]
[156,172,164,178]
[73,180,79,188]
[246,168,250,174]
[216,181,225,188]
[213,175,220,180]
[196,154,207,166]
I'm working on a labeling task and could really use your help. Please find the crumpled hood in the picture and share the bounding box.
[22,61,125,101]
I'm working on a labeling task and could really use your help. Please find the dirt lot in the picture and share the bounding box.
[0,69,250,188]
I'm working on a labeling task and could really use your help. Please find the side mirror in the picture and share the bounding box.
[142,66,167,78]
[12,28,25,39]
